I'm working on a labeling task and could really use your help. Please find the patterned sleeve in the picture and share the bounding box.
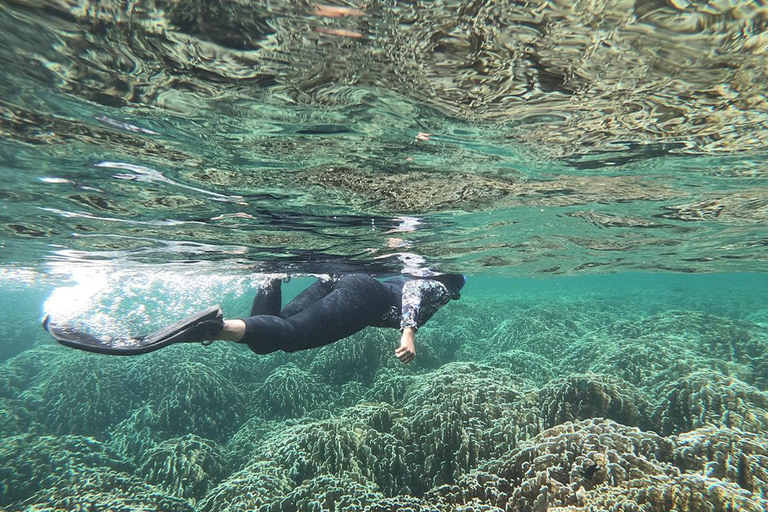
[400,279,452,330]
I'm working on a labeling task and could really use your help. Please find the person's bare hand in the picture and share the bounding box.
[395,327,416,364]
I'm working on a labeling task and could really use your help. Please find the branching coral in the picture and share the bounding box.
[144,360,245,441]
[483,349,558,386]
[0,434,133,507]
[654,370,768,435]
[393,363,529,493]
[0,345,66,399]
[18,465,195,512]
[138,434,230,502]
[536,374,655,431]
[308,329,391,385]
[257,362,334,419]
[197,461,294,512]
[261,472,384,512]
[254,415,415,496]
[673,426,768,497]
[18,352,149,436]
[428,418,768,512]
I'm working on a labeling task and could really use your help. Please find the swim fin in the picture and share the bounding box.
[43,305,224,355]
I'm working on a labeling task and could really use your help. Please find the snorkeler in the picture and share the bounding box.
[44,274,466,364]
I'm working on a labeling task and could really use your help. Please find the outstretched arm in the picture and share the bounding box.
[394,279,451,364]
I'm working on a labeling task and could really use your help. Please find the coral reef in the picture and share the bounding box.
[537,374,655,431]
[138,434,230,502]
[262,473,384,512]
[142,360,246,441]
[655,370,768,435]
[392,363,532,493]
[2,288,768,511]
[197,461,294,512]
[19,352,150,436]
[429,418,768,512]
[0,434,132,507]
[256,363,333,419]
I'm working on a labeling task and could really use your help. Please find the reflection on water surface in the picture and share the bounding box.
[0,0,766,275]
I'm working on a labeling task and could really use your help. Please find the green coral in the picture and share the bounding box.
[197,461,294,512]
[262,473,384,512]
[257,363,333,419]
[138,434,230,502]
[19,352,149,436]
[254,415,414,495]
[0,434,132,507]
[364,368,417,405]
[428,418,768,512]
[536,374,655,431]
[143,360,245,441]
[0,345,66,399]
[16,465,194,512]
[307,329,391,385]
[392,363,528,493]
[654,370,768,435]
[483,349,558,386]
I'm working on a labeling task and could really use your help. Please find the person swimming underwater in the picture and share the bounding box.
[44,273,467,364]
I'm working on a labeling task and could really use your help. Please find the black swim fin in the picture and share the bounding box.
[43,305,224,356]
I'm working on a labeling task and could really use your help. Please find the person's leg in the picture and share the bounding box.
[240,274,391,354]
[250,278,282,317]
[279,277,336,318]
[219,277,338,349]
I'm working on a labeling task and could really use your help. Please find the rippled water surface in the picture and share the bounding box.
[1,0,766,276]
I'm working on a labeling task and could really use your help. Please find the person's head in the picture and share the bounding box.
[432,274,467,299]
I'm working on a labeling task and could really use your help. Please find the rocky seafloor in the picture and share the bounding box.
[2,288,767,511]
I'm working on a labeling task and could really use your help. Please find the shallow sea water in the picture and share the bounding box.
[1,1,767,511]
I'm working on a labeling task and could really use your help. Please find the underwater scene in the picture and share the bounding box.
[1,0,768,511]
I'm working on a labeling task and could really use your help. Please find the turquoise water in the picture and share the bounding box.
[2,1,768,510]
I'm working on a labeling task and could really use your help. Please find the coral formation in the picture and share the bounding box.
[142,360,246,441]
[537,374,655,431]
[430,418,768,512]
[197,461,294,512]
[2,288,768,511]
[256,362,333,419]
[138,434,230,502]
[655,370,768,435]
[19,352,150,436]
[0,434,132,507]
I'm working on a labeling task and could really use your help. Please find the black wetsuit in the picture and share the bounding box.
[241,274,457,354]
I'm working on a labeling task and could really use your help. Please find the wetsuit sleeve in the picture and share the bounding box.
[400,279,452,330]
